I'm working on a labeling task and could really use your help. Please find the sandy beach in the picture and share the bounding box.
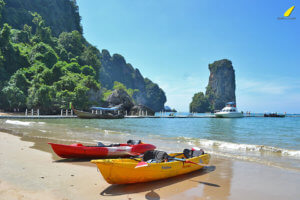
[0,131,300,200]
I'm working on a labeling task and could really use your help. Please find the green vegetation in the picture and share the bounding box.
[208,59,233,73]
[102,81,139,101]
[0,0,82,36]
[0,10,101,113]
[189,92,210,113]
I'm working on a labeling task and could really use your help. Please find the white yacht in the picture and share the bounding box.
[215,102,244,118]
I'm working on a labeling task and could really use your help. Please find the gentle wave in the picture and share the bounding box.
[5,120,33,126]
[5,120,46,126]
[175,136,300,158]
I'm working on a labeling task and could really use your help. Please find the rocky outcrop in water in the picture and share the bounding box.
[106,89,155,116]
[99,50,166,111]
[206,59,236,111]
[190,59,236,112]
[129,105,155,116]
[107,89,134,112]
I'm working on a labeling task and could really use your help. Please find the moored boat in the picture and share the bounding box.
[74,107,124,119]
[91,149,210,184]
[49,140,156,159]
[215,102,244,118]
[264,113,285,117]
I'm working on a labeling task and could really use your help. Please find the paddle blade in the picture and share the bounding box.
[135,161,149,168]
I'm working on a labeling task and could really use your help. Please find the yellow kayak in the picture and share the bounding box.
[91,153,210,184]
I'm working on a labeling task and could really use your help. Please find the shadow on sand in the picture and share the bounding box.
[100,166,217,199]
[53,158,94,163]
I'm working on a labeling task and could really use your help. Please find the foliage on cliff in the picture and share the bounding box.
[102,81,138,101]
[189,92,210,113]
[0,11,101,113]
[190,59,236,113]
[0,0,82,36]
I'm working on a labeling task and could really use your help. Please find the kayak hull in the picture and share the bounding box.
[48,143,156,159]
[91,153,210,184]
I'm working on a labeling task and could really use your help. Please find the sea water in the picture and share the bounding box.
[1,115,299,170]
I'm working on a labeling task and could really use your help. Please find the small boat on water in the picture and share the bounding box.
[91,148,210,184]
[74,107,124,119]
[264,113,285,118]
[49,140,156,159]
[215,102,244,118]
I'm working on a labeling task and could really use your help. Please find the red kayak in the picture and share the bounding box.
[48,140,156,159]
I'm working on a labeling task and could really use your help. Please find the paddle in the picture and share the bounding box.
[170,157,208,166]
[135,156,207,168]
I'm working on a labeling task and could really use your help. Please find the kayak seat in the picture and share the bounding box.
[142,150,168,163]
[183,148,204,158]
[127,140,142,145]
[183,149,192,158]
[107,143,120,147]
[96,142,120,147]
[97,142,106,147]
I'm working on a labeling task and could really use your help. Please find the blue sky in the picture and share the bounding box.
[77,0,299,113]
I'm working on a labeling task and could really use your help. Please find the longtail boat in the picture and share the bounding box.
[73,106,124,119]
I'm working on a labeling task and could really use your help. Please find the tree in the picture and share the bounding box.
[2,85,26,110]
[8,69,30,95]
[189,92,210,113]
[79,45,101,75]
[64,62,81,73]
[58,31,84,59]
[31,12,54,46]
[29,42,58,68]
[81,65,96,77]
[73,85,90,109]
[27,84,54,113]
[0,23,29,76]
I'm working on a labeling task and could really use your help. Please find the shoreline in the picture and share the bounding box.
[1,120,299,172]
[1,131,300,199]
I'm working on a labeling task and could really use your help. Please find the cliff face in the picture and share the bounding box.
[189,59,236,112]
[206,59,236,110]
[99,50,166,112]
[1,0,82,36]
[99,50,145,90]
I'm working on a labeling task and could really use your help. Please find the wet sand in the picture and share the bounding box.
[0,131,300,200]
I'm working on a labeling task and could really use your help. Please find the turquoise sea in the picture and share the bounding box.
[1,114,300,170]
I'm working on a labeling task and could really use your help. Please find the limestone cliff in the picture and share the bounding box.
[206,59,236,111]
[190,59,236,112]
[99,50,166,112]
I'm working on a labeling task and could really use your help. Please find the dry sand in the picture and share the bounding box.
[0,131,300,200]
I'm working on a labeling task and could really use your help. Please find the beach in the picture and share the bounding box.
[1,131,299,200]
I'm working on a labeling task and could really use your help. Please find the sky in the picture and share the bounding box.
[77,0,299,113]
